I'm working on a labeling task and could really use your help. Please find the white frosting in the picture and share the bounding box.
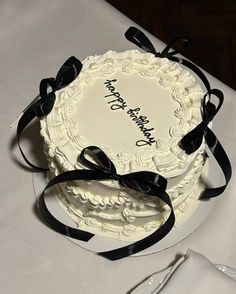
[40,50,207,241]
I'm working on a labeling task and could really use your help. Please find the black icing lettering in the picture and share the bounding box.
[104,79,127,110]
[134,115,149,125]
[110,103,126,111]
[127,108,140,116]
[105,92,120,98]
[104,79,117,86]
[127,108,156,147]
[136,140,152,147]
[104,80,156,146]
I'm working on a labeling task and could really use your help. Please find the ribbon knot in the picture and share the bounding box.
[33,56,82,118]
[180,89,224,155]
[79,146,167,196]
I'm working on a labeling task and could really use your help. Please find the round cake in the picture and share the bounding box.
[40,50,207,241]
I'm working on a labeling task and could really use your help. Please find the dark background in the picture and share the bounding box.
[107,0,236,89]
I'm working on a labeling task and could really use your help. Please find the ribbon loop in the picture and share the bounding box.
[125,26,156,54]
[33,78,56,117]
[125,27,188,59]
[202,89,224,123]
[55,56,82,89]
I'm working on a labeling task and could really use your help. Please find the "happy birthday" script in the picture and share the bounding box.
[104,79,156,147]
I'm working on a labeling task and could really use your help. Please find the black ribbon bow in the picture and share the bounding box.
[180,89,223,154]
[17,56,82,171]
[38,146,175,260]
[125,26,232,199]
[180,89,231,198]
[180,88,231,199]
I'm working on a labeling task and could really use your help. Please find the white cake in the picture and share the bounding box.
[40,50,207,241]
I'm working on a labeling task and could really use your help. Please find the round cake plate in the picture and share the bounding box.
[32,160,217,257]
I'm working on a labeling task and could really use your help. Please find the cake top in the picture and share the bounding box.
[40,50,205,178]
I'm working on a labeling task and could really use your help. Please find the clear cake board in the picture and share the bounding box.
[32,161,217,257]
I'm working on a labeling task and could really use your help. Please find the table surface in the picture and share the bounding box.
[1,1,236,293]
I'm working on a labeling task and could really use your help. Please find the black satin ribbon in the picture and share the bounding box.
[180,89,223,154]
[180,89,231,198]
[38,146,175,260]
[125,26,188,58]
[17,56,82,171]
[125,27,232,199]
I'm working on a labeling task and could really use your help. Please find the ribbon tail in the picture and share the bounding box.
[98,192,175,260]
[201,127,232,199]
[37,169,111,242]
[39,192,93,242]
[17,107,48,171]
[125,27,156,54]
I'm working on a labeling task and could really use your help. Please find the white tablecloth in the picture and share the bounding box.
[1,1,236,293]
